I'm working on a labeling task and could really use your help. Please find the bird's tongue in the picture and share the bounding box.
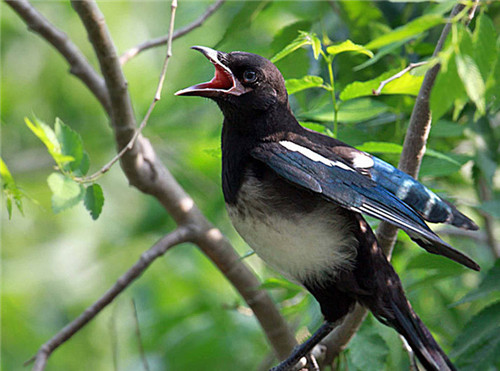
[194,64,233,90]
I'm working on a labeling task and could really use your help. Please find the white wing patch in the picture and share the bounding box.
[351,152,374,169]
[280,141,354,172]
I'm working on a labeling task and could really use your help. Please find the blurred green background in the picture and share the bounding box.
[2,1,500,370]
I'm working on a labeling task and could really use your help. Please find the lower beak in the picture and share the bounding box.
[175,46,249,97]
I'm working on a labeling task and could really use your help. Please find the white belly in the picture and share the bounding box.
[227,178,357,283]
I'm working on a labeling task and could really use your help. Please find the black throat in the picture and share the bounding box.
[220,101,300,204]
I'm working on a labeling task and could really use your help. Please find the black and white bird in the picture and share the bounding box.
[176,46,479,371]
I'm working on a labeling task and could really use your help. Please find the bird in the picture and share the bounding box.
[176,46,480,371]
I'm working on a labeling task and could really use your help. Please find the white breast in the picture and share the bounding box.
[227,177,357,284]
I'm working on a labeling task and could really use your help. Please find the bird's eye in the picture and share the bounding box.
[243,70,257,84]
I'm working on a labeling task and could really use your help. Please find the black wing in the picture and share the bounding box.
[251,141,479,271]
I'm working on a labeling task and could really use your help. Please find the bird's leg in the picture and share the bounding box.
[269,321,336,371]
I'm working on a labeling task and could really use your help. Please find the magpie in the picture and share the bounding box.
[176,46,480,371]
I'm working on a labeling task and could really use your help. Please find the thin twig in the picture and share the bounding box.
[372,61,428,96]
[75,0,178,183]
[10,0,296,366]
[26,227,191,371]
[131,299,150,371]
[321,2,469,367]
[3,0,111,114]
[120,0,225,65]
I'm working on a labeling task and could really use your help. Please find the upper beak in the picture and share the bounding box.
[175,46,249,97]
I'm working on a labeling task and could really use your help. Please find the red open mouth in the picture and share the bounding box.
[175,46,249,97]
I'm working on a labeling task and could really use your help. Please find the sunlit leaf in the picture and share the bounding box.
[271,31,313,63]
[47,172,84,213]
[55,118,85,173]
[472,13,497,81]
[456,53,486,115]
[356,141,403,154]
[365,14,443,50]
[285,75,324,95]
[326,39,373,58]
[84,183,104,220]
[25,117,75,167]
[340,68,423,101]
[1,157,25,219]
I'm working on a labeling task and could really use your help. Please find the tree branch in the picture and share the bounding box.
[320,2,467,366]
[26,227,192,371]
[372,61,428,96]
[120,0,226,65]
[4,0,111,115]
[6,0,296,367]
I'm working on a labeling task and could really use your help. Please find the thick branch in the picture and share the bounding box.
[120,0,226,65]
[4,0,111,114]
[70,0,296,361]
[321,3,467,366]
[28,227,191,371]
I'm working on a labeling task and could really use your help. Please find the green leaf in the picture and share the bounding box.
[311,33,322,60]
[285,75,324,95]
[365,14,443,50]
[478,200,500,219]
[84,183,104,220]
[452,260,500,306]
[430,120,465,138]
[348,329,389,371]
[1,157,25,219]
[301,99,389,124]
[326,39,373,58]
[355,141,461,166]
[451,301,500,370]
[340,68,423,101]
[456,53,486,115]
[55,118,85,173]
[271,31,313,63]
[356,141,403,154]
[354,37,412,71]
[472,13,497,81]
[47,172,84,213]
[420,153,469,177]
[25,117,75,167]
[430,51,467,121]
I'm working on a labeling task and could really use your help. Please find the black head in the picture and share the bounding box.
[176,46,288,119]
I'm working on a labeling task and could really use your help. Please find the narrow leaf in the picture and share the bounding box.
[326,39,373,58]
[47,173,84,213]
[271,31,312,63]
[285,75,324,95]
[456,53,486,115]
[365,14,443,50]
[84,183,104,220]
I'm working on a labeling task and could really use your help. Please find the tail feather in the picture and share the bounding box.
[389,300,456,371]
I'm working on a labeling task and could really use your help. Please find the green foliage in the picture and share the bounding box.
[347,324,390,371]
[2,2,499,371]
[364,14,444,50]
[285,75,324,95]
[451,302,500,370]
[1,158,25,218]
[326,39,373,58]
[84,184,104,220]
[25,117,103,218]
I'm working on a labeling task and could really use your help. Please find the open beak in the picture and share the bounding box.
[175,46,249,97]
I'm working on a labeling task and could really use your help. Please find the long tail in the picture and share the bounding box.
[386,298,456,371]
